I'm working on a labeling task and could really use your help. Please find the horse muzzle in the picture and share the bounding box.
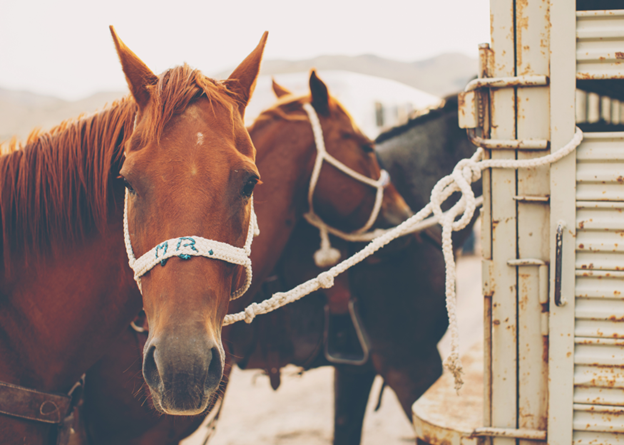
[142,331,224,415]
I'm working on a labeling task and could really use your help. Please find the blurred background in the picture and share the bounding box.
[0,0,489,140]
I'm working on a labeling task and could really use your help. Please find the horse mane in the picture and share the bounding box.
[0,64,238,271]
[375,94,459,144]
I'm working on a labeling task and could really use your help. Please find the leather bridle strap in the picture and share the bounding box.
[0,380,73,424]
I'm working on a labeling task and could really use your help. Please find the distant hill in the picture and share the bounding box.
[215,53,477,98]
[0,88,124,141]
[0,52,476,141]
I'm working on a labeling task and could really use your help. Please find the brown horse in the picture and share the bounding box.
[78,72,411,444]
[0,28,267,443]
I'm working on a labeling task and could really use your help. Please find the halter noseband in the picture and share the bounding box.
[123,189,259,300]
[301,103,390,268]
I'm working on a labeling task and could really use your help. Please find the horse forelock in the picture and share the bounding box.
[0,64,240,274]
[141,64,241,144]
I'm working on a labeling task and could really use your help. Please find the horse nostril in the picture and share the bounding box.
[205,346,223,391]
[143,344,161,389]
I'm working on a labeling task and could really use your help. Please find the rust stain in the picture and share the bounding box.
[567,351,572,358]
[616,52,624,60]
[579,244,585,249]
[617,176,624,184]
[493,320,501,326]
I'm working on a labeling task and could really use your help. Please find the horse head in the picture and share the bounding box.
[272,72,411,240]
[112,27,266,415]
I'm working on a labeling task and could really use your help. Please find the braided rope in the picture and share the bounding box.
[301,103,390,267]
[123,189,259,299]
[225,127,584,392]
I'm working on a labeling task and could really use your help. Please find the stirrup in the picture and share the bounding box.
[323,298,370,366]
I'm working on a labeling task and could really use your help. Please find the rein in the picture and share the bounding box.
[301,103,390,267]
[123,190,259,299]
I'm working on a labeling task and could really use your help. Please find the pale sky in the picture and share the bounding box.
[0,0,490,101]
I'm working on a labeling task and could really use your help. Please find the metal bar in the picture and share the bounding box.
[472,427,547,440]
[554,223,566,307]
[574,337,624,346]
[507,259,546,267]
[467,133,549,150]
[465,76,549,93]
[575,270,624,278]
[573,404,624,414]
[514,196,550,203]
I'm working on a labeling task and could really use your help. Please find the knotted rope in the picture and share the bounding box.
[301,103,391,267]
[124,190,260,299]
[225,127,584,392]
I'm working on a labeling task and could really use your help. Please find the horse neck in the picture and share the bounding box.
[0,188,141,393]
[229,116,316,311]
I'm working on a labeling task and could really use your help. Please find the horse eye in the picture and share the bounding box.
[242,177,258,198]
[361,143,375,153]
[122,178,136,195]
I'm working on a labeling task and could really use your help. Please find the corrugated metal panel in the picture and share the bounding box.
[577,10,624,79]
[576,133,624,202]
[574,431,624,445]
[573,405,624,433]
[574,130,624,441]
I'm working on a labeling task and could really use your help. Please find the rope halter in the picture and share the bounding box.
[123,189,259,299]
[301,103,390,268]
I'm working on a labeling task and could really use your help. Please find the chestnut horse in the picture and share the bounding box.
[77,72,411,444]
[0,28,267,443]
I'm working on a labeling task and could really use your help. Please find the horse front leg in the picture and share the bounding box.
[333,365,376,445]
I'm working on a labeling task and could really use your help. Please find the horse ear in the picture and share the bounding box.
[109,26,158,109]
[227,31,269,116]
[309,70,330,116]
[271,78,292,98]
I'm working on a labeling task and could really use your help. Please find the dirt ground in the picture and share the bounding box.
[181,253,483,445]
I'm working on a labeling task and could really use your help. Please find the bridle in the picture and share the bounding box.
[301,103,390,267]
[123,190,259,300]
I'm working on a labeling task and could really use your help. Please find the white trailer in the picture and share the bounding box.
[412,1,624,444]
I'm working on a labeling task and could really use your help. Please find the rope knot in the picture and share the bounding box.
[244,303,258,324]
[317,272,335,289]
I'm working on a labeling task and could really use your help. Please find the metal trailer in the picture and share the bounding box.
[412,1,624,444]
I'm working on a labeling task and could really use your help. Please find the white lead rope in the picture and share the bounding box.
[224,127,584,392]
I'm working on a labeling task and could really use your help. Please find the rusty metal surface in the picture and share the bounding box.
[472,427,546,440]
[464,75,548,92]
[458,91,478,129]
[577,10,624,80]
[466,132,549,150]
[572,126,624,440]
